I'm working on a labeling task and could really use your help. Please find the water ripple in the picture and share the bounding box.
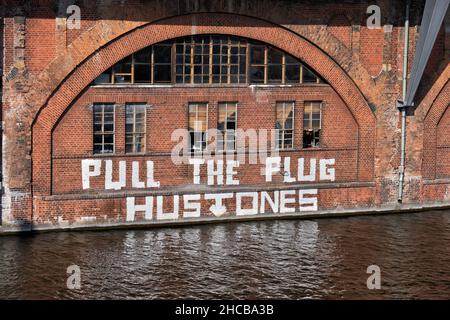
[1,210,450,299]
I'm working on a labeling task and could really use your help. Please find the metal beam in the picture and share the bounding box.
[403,0,449,108]
[397,0,449,202]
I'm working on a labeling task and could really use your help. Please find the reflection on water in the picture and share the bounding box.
[1,211,450,299]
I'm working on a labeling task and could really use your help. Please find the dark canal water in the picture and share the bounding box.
[1,210,450,299]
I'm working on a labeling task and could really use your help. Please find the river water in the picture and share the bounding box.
[1,210,450,299]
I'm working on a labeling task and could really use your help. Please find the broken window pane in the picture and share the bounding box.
[276,102,294,149]
[303,101,322,148]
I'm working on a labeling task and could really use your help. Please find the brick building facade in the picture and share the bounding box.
[0,0,449,233]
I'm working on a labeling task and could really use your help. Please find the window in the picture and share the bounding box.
[267,47,283,83]
[276,102,294,149]
[249,45,322,85]
[125,104,146,153]
[133,47,151,83]
[94,68,112,84]
[113,56,132,84]
[93,104,115,154]
[250,45,265,83]
[100,45,173,84]
[303,101,322,148]
[285,55,301,83]
[176,36,247,84]
[217,102,237,151]
[302,65,320,83]
[153,44,172,83]
[188,103,208,153]
[93,35,324,86]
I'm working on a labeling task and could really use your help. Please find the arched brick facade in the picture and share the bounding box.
[26,13,380,119]
[2,1,448,234]
[31,13,376,201]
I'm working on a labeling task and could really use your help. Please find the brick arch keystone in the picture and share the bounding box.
[31,13,376,196]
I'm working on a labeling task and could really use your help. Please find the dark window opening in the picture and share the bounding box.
[302,65,319,83]
[188,103,208,153]
[217,102,237,152]
[93,68,112,84]
[93,35,325,86]
[303,101,322,148]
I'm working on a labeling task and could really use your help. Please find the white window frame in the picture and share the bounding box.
[188,102,209,154]
[275,101,295,150]
[125,103,147,154]
[303,101,323,148]
[93,103,115,154]
[217,102,238,152]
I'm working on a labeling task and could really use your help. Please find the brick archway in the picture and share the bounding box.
[31,13,376,197]
[422,78,450,180]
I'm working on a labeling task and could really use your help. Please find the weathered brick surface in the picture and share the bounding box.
[32,186,377,226]
[422,80,450,180]
[1,0,449,230]
[50,85,360,198]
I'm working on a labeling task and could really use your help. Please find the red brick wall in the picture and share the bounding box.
[33,186,376,225]
[327,14,352,49]
[51,85,359,194]
[31,13,376,203]
[436,102,450,179]
[1,0,449,230]
[423,81,450,180]
[3,17,14,76]
[359,27,384,77]
[25,6,55,72]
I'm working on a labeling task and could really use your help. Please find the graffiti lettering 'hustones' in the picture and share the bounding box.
[125,189,319,222]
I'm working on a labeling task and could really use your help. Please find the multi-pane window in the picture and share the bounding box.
[153,44,172,83]
[94,44,172,85]
[249,45,265,83]
[112,55,132,84]
[94,68,113,84]
[125,104,146,153]
[133,47,151,83]
[93,104,115,154]
[285,55,301,83]
[212,36,247,84]
[303,101,322,148]
[217,103,237,152]
[302,65,320,83]
[94,35,324,86]
[188,103,208,153]
[175,36,206,84]
[267,47,283,83]
[175,36,247,84]
[275,102,294,149]
[250,45,320,84]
